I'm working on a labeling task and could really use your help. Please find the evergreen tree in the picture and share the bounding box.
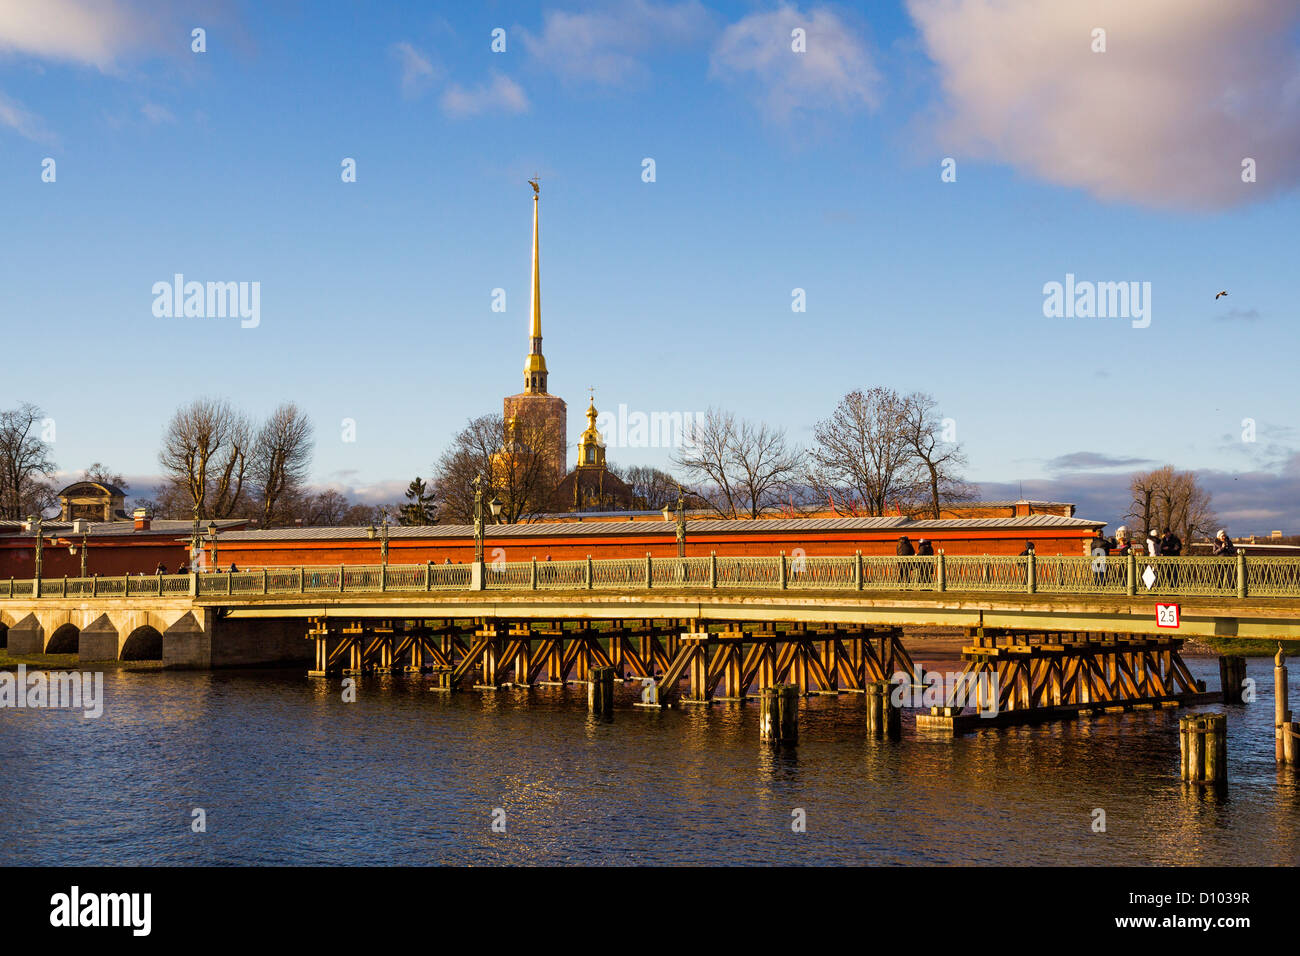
[399,476,437,525]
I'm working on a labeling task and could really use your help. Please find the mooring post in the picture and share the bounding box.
[1219,655,1246,705]
[1277,647,1291,764]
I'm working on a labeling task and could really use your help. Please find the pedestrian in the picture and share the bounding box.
[177,561,189,574]
[1113,525,1133,555]
[1019,540,1035,556]
[1146,529,1159,557]
[1089,529,1113,586]
[229,562,239,573]
[896,535,915,585]
[916,538,934,586]
[1213,529,1237,591]
[1159,529,1182,556]
[155,562,167,574]
[1211,529,1236,556]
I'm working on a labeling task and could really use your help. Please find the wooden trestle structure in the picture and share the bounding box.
[914,627,1220,734]
[307,617,916,704]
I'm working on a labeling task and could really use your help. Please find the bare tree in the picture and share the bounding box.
[433,412,558,524]
[1126,466,1217,546]
[249,403,314,527]
[807,388,919,516]
[0,402,57,519]
[610,465,683,510]
[671,408,801,518]
[82,463,128,492]
[900,392,973,518]
[158,398,254,519]
[298,488,351,526]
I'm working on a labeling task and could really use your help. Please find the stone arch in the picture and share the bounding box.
[121,625,163,661]
[46,622,80,654]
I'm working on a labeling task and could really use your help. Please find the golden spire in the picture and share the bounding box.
[524,178,547,393]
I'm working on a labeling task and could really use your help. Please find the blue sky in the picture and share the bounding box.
[1,0,1298,532]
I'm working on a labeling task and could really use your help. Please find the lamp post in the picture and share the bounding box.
[191,505,201,569]
[367,509,392,566]
[29,515,44,590]
[68,529,88,577]
[473,475,485,562]
[207,521,218,570]
[662,486,686,557]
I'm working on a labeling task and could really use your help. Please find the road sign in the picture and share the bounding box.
[1156,603,1180,628]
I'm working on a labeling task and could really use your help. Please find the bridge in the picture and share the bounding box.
[2,552,1295,728]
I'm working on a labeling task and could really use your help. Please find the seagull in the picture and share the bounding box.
[1215,290,1228,299]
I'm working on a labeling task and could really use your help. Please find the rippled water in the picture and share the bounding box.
[1,653,1297,865]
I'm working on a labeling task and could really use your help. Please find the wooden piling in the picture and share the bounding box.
[1180,713,1227,783]
[759,687,778,743]
[588,665,615,716]
[1218,655,1247,705]
[865,679,900,740]
[760,684,798,745]
[779,684,799,744]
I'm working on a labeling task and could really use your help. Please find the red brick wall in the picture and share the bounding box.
[214,528,1093,567]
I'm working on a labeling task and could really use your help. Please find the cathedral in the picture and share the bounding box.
[501,182,633,513]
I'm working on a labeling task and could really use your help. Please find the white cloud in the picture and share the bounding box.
[390,40,439,98]
[0,0,153,69]
[521,0,713,85]
[710,4,880,121]
[140,102,175,124]
[907,0,1300,209]
[440,72,529,118]
[0,91,52,142]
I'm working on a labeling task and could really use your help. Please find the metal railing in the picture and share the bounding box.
[2,552,1297,601]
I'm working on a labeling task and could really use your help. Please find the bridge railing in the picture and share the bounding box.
[3,552,1299,600]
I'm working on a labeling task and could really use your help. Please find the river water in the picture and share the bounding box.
[2,654,1297,866]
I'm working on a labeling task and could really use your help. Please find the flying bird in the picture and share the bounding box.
[1215,290,1228,299]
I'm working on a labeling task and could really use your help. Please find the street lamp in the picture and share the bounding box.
[207,521,218,569]
[663,486,686,557]
[191,504,201,568]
